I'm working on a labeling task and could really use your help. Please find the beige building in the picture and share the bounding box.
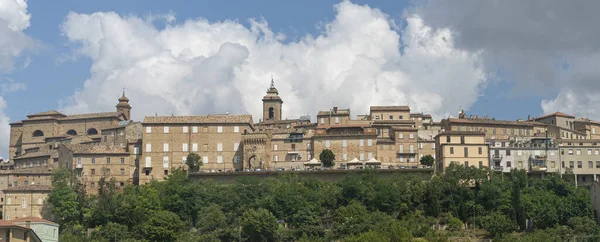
[312,123,378,166]
[435,131,489,172]
[142,115,254,179]
[441,110,546,140]
[556,139,600,185]
[0,220,44,242]
[2,185,51,221]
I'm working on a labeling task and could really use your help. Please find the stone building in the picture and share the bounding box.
[435,131,490,172]
[141,114,254,179]
[8,93,132,160]
[441,110,546,140]
[489,137,558,174]
[556,139,600,185]
[312,123,378,167]
[2,185,51,221]
[533,112,586,140]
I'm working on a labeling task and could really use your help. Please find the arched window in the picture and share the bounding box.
[66,129,77,136]
[87,128,98,135]
[32,130,44,137]
[268,107,274,120]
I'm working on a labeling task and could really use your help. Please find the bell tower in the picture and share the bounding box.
[262,76,283,122]
[116,90,132,120]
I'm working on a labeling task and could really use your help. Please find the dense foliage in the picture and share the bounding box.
[420,155,434,167]
[319,149,335,168]
[48,164,600,242]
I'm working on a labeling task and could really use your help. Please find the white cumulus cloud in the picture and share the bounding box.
[59,1,486,123]
[0,0,33,157]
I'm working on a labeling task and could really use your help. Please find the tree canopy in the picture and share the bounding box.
[319,149,335,168]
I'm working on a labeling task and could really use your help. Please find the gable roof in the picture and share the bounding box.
[21,111,124,122]
[534,112,575,120]
[143,114,253,124]
[27,110,66,118]
[11,217,58,226]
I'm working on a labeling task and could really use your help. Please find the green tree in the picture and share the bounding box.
[186,152,202,173]
[319,149,335,168]
[345,230,390,242]
[480,211,518,238]
[47,168,80,229]
[510,169,527,230]
[140,210,185,242]
[241,208,277,242]
[420,155,434,167]
[196,204,227,232]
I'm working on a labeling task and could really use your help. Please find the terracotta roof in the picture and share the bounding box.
[446,118,537,127]
[13,150,56,160]
[27,110,66,118]
[60,112,123,121]
[437,131,485,136]
[370,106,410,111]
[534,112,575,120]
[317,109,350,116]
[11,217,58,225]
[62,144,128,155]
[3,185,52,192]
[143,114,253,124]
[0,220,30,230]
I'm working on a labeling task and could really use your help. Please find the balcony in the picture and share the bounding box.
[76,163,83,169]
[531,166,547,172]
[492,155,503,161]
[492,166,503,171]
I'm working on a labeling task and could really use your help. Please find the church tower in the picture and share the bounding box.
[116,91,132,120]
[262,77,283,122]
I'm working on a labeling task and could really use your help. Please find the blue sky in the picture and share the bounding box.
[4,0,547,122]
[2,0,598,156]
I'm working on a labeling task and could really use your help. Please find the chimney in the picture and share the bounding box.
[333,107,338,113]
[26,220,30,228]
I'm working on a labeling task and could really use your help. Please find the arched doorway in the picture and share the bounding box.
[248,155,257,170]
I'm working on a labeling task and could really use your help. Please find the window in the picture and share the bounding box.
[163,157,169,168]
[183,126,189,133]
[342,140,347,147]
[183,143,189,152]
[273,144,278,151]
[77,158,82,165]
[192,143,198,152]
[146,126,152,133]
[234,156,240,163]
[597,161,600,168]
[343,153,348,160]
[410,145,414,153]
[577,149,581,155]
[517,150,522,156]
[203,156,208,164]
[22,198,27,209]
[506,150,511,156]
[217,156,223,164]
[568,149,573,155]
[588,149,592,155]
[134,147,140,155]
[478,147,483,154]
[419,143,423,149]
[368,152,373,159]
[446,136,451,142]
[589,161,593,168]
[577,161,582,168]
[106,158,111,164]
[388,115,393,120]
[120,158,125,164]
[164,170,168,175]
[234,126,240,133]
[163,126,169,133]
[551,161,556,168]
[518,161,523,168]
[464,147,469,156]
[368,139,373,146]
[460,136,465,144]
[360,153,365,160]
[217,143,223,152]
[335,117,340,124]
[6,198,10,205]
[399,133,404,139]
[410,134,415,139]
[326,140,331,148]
[163,143,169,152]
[569,161,574,168]
[120,169,125,175]
[549,151,555,156]
[399,116,403,120]
[38,198,42,205]
[91,169,95,175]
[479,161,483,168]
[375,116,380,120]
[450,147,454,154]
[92,158,96,164]
[594,128,597,135]
[234,143,239,151]
[399,145,404,153]
[217,126,223,133]
[146,144,152,152]
[432,143,435,149]
[192,126,198,133]
[105,169,110,176]
[360,139,364,146]
[464,161,469,167]
[596,149,600,155]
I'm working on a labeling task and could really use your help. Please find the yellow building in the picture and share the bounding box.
[435,131,489,172]
[2,185,51,221]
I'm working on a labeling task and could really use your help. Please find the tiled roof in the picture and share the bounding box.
[11,217,58,225]
[13,150,56,160]
[27,110,66,118]
[143,114,253,124]
[370,106,410,111]
[534,112,575,120]
[317,109,350,116]
[0,169,53,175]
[437,131,485,136]
[3,185,52,192]
[60,112,123,121]
[0,220,30,230]
[446,118,537,126]
[372,120,415,125]
[62,144,128,155]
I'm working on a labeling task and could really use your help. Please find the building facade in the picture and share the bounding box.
[2,185,51,221]
[435,131,490,172]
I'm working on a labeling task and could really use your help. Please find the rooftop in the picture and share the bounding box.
[18,111,124,123]
[11,217,58,225]
[317,109,350,116]
[3,184,52,192]
[62,144,129,155]
[437,131,486,136]
[370,106,410,112]
[143,114,253,124]
[446,118,538,126]
[534,112,575,120]
[13,150,57,160]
